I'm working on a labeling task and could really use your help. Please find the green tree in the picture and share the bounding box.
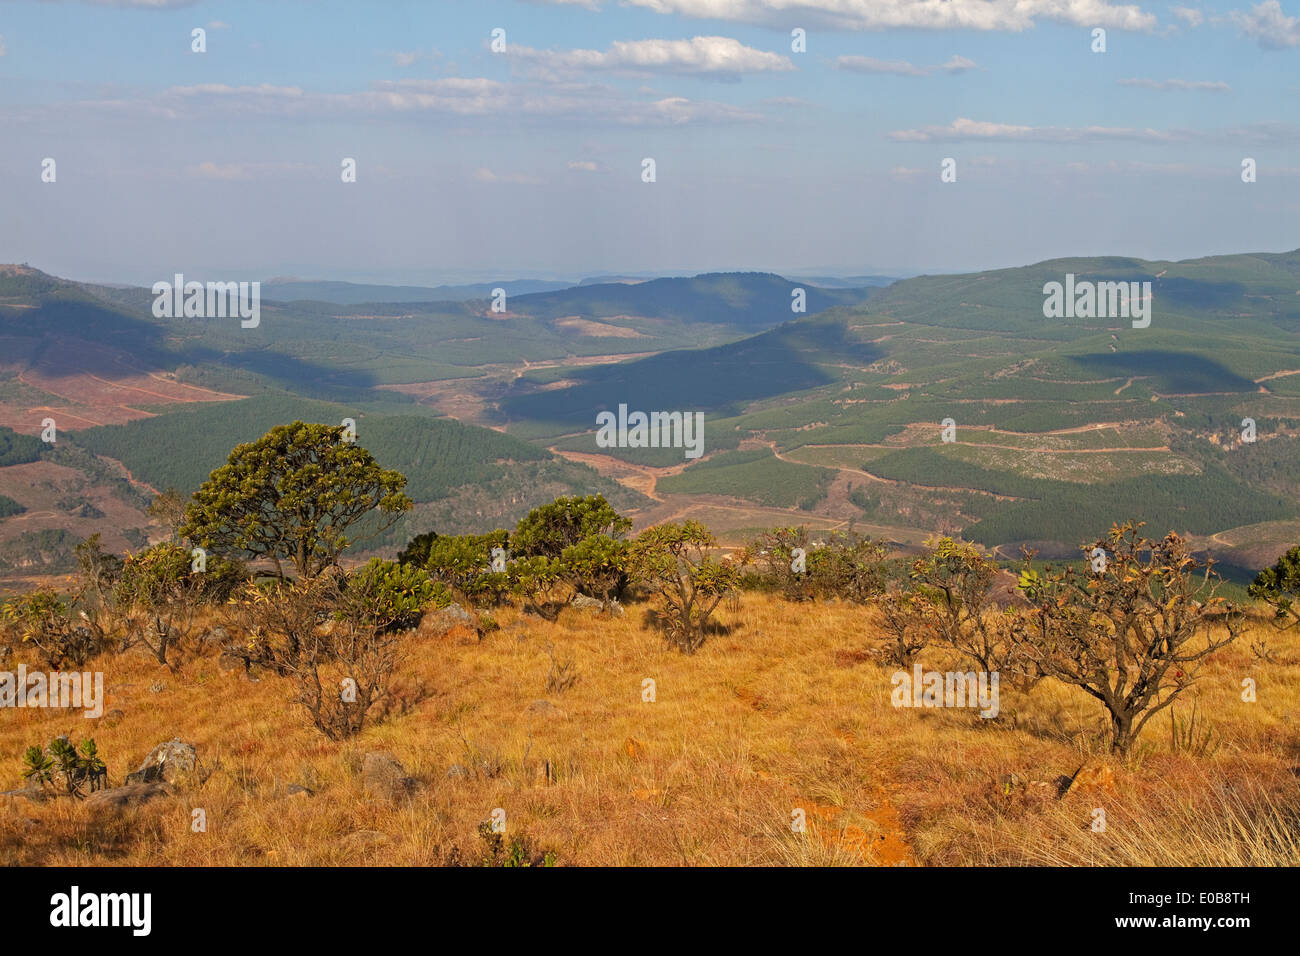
[1014,523,1242,754]
[180,421,412,579]
[513,495,631,560]
[630,521,738,653]
[1249,545,1300,630]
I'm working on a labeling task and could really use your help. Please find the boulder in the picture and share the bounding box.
[83,782,173,812]
[362,751,417,802]
[527,699,567,719]
[416,603,476,639]
[126,739,198,786]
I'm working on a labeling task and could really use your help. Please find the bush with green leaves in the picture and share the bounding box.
[114,542,203,665]
[806,531,889,604]
[1249,545,1300,631]
[423,530,510,606]
[909,537,1015,673]
[630,521,739,653]
[344,558,435,631]
[22,737,108,797]
[1013,523,1242,755]
[513,494,631,560]
[180,421,412,580]
[1,588,95,669]
[741,527,813,601]
[561,534,631,603]
[508,555,568,621]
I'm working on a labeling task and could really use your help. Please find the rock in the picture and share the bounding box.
[445,764,470,780]
[199,626,229,650]
[362,751,417,802]
[102,709,125,722]
[125,739,198,786]
[527,699,567,719]
[83,782,173,812]
[416,603,476,639]
[0,782,46,805]
[1058,761,1116,799]
[286,784,314,798]
[570,594,624,616]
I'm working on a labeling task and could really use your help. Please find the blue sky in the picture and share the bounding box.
[1,0,1297,284]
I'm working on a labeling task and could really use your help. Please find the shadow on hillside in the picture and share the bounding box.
[1068,350,1257,393]
[500,318,883,424]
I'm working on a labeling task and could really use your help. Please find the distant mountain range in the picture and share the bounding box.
[2,252,1298,584]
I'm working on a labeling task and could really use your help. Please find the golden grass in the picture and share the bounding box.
[2,595,1298,866]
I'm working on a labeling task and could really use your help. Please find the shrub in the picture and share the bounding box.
[513,494,631,560]
[345,558,434,631]
[1,588,95,669]
[424,530,510,606]
[22,737,108,798]
[508,555,568,621]
[630,521,739,653]
[561,534,631,603]
[1249,545,1300,631]
[910,537,1017,674]
[806,531,889,604]
[741,527,813,601]
[114,542,202,665]
[1013,522,1243,754]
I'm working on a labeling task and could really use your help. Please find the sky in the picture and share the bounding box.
[0,0,1297,285]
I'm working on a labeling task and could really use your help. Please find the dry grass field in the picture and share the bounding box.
[3,593,1297,867]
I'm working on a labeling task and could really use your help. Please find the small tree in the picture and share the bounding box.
[561,534,631,604]
[114,542,203,666]
[1014,523,1243,755]
[741,527,813,601]
[147,487,189,542]
[1,588,95,669]
[423,530,510,606]
[910,538,1015,673]
[630,521,738,653]
[1249,545,1300,631]
[508,556,568,621]
[513,495,631,560]
[877,589,930,668]
[180,421,412,580]
[807,531,889,604]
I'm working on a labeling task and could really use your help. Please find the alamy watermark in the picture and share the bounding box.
[0,666,103,718]
[152,273,260,328]
[1042,274,1151,329]
[595,404,703,459]
[891,663,999,718]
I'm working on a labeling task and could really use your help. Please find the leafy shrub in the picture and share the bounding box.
[630,521,739,653]
[513,494,630,560]
[1,589,96,669]
[1249,545,1300,630]
[114,542,202,665]
[424,530,510,605]
[507,555,568,621]
[22,737,108,798]
[345,558,434,631]
[1014,523,1242,754]
[561,534,631,602]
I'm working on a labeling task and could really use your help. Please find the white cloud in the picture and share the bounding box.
[392,51,422,67]
[91,77,764,127]
[1230,1,1300,48]
[1118,77,1230,91]
[567,160,602,171]
[0,34,6,57]
[835,55,928,76]
[1171,6,1204,27]
[474,167,544,185]
[509,36,794,75]
[610,0,1158,32]
[206,20,231,30]
[887,117,1300,144]
[835,53,977,76]
[190,161,311,180]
